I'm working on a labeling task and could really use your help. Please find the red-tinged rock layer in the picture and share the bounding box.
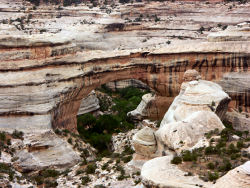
[0,34,248,132]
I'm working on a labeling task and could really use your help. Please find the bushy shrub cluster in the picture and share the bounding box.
[77,86,148,155]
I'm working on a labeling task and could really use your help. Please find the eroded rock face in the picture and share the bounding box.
[213,161,250,188]
[128,93,156,120]
[14,131,81,172]
[0,0,249,137]
[105,79,151,91]
[155,70,229,153]
[156,111,225,153]
[77,90,100,115]
[132,127,157,158]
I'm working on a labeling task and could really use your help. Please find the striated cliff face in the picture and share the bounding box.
[0,0,249,133]
[0,35,249,133]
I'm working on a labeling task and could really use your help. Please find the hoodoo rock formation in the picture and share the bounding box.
[138,70,241,187]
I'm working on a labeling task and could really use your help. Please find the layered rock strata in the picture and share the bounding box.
[14,131,81,172]
[0,36,249,133]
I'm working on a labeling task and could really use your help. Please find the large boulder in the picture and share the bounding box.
[14,131,81,172]
[156,111,225,153]
[132,127,157,158]
[155,69,230,153]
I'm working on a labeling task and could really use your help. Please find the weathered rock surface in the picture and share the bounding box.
[213,161,250,188]
[156,111,225,153]
[208,22,250,42]
[111,129,137,154]
[128,93,155,120]
[14,131,81,172]
[141,156,212,188]
[105,79,151,91]
[0,1,248,133]
[225,110,250,132]
[132,127,156,158]
[155,70,228,153]
[77,90,100,115]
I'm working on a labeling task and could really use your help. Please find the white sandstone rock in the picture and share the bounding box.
[213,161,250,188]
[132,127,156,157]
[127,93,155,120]
[77,90,100,115]
[141,156,212,188]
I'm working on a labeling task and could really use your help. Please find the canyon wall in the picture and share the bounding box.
[0,35,249,132]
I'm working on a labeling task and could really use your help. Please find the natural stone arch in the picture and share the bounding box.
[50,51,249,132]
[0,40,249,133]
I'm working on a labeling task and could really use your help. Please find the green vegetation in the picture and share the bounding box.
[81,175,91,185]
[171,122,250,182]
[171,156,182,164]
[0,163,15,181]
[86,164,97,174]
[77,86,148,156]
[12,130,24,139]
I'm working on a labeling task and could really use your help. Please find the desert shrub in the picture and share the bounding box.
[67,137,72,144]
[93,115,119,134]
[208,172,219,181]
[81,175,91,185]
[218,160,232,172]
[26,0,40,6]
[45,180,58,187]
[12,130,24,139]
[171,156,182,164]
[86,164,97,174]
[123,145,135,155]
[41,169,60,178]
[230,153,241,160]
[182,150,197,161]
[236,141,244,149]
[102,163,109,170]
[207,162,215,170]
[205,146,218,155]
[122,155,132,163]
[0,132,6,141]
[227,143,240,154]
[77,113,96,127]
[94,185,106,188]
[55,129,61,135]
[75,169,84,175]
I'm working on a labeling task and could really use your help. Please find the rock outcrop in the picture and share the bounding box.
[141,156,212,188]
[132,127,157,158]
[77,90,100,115]
[14,131,81,172]
[105,79,151,91]
[127,93,156,120]
[213,161,250,188]
[208,22,250,42]
[0,0,249,133]
[155,70,229,153]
